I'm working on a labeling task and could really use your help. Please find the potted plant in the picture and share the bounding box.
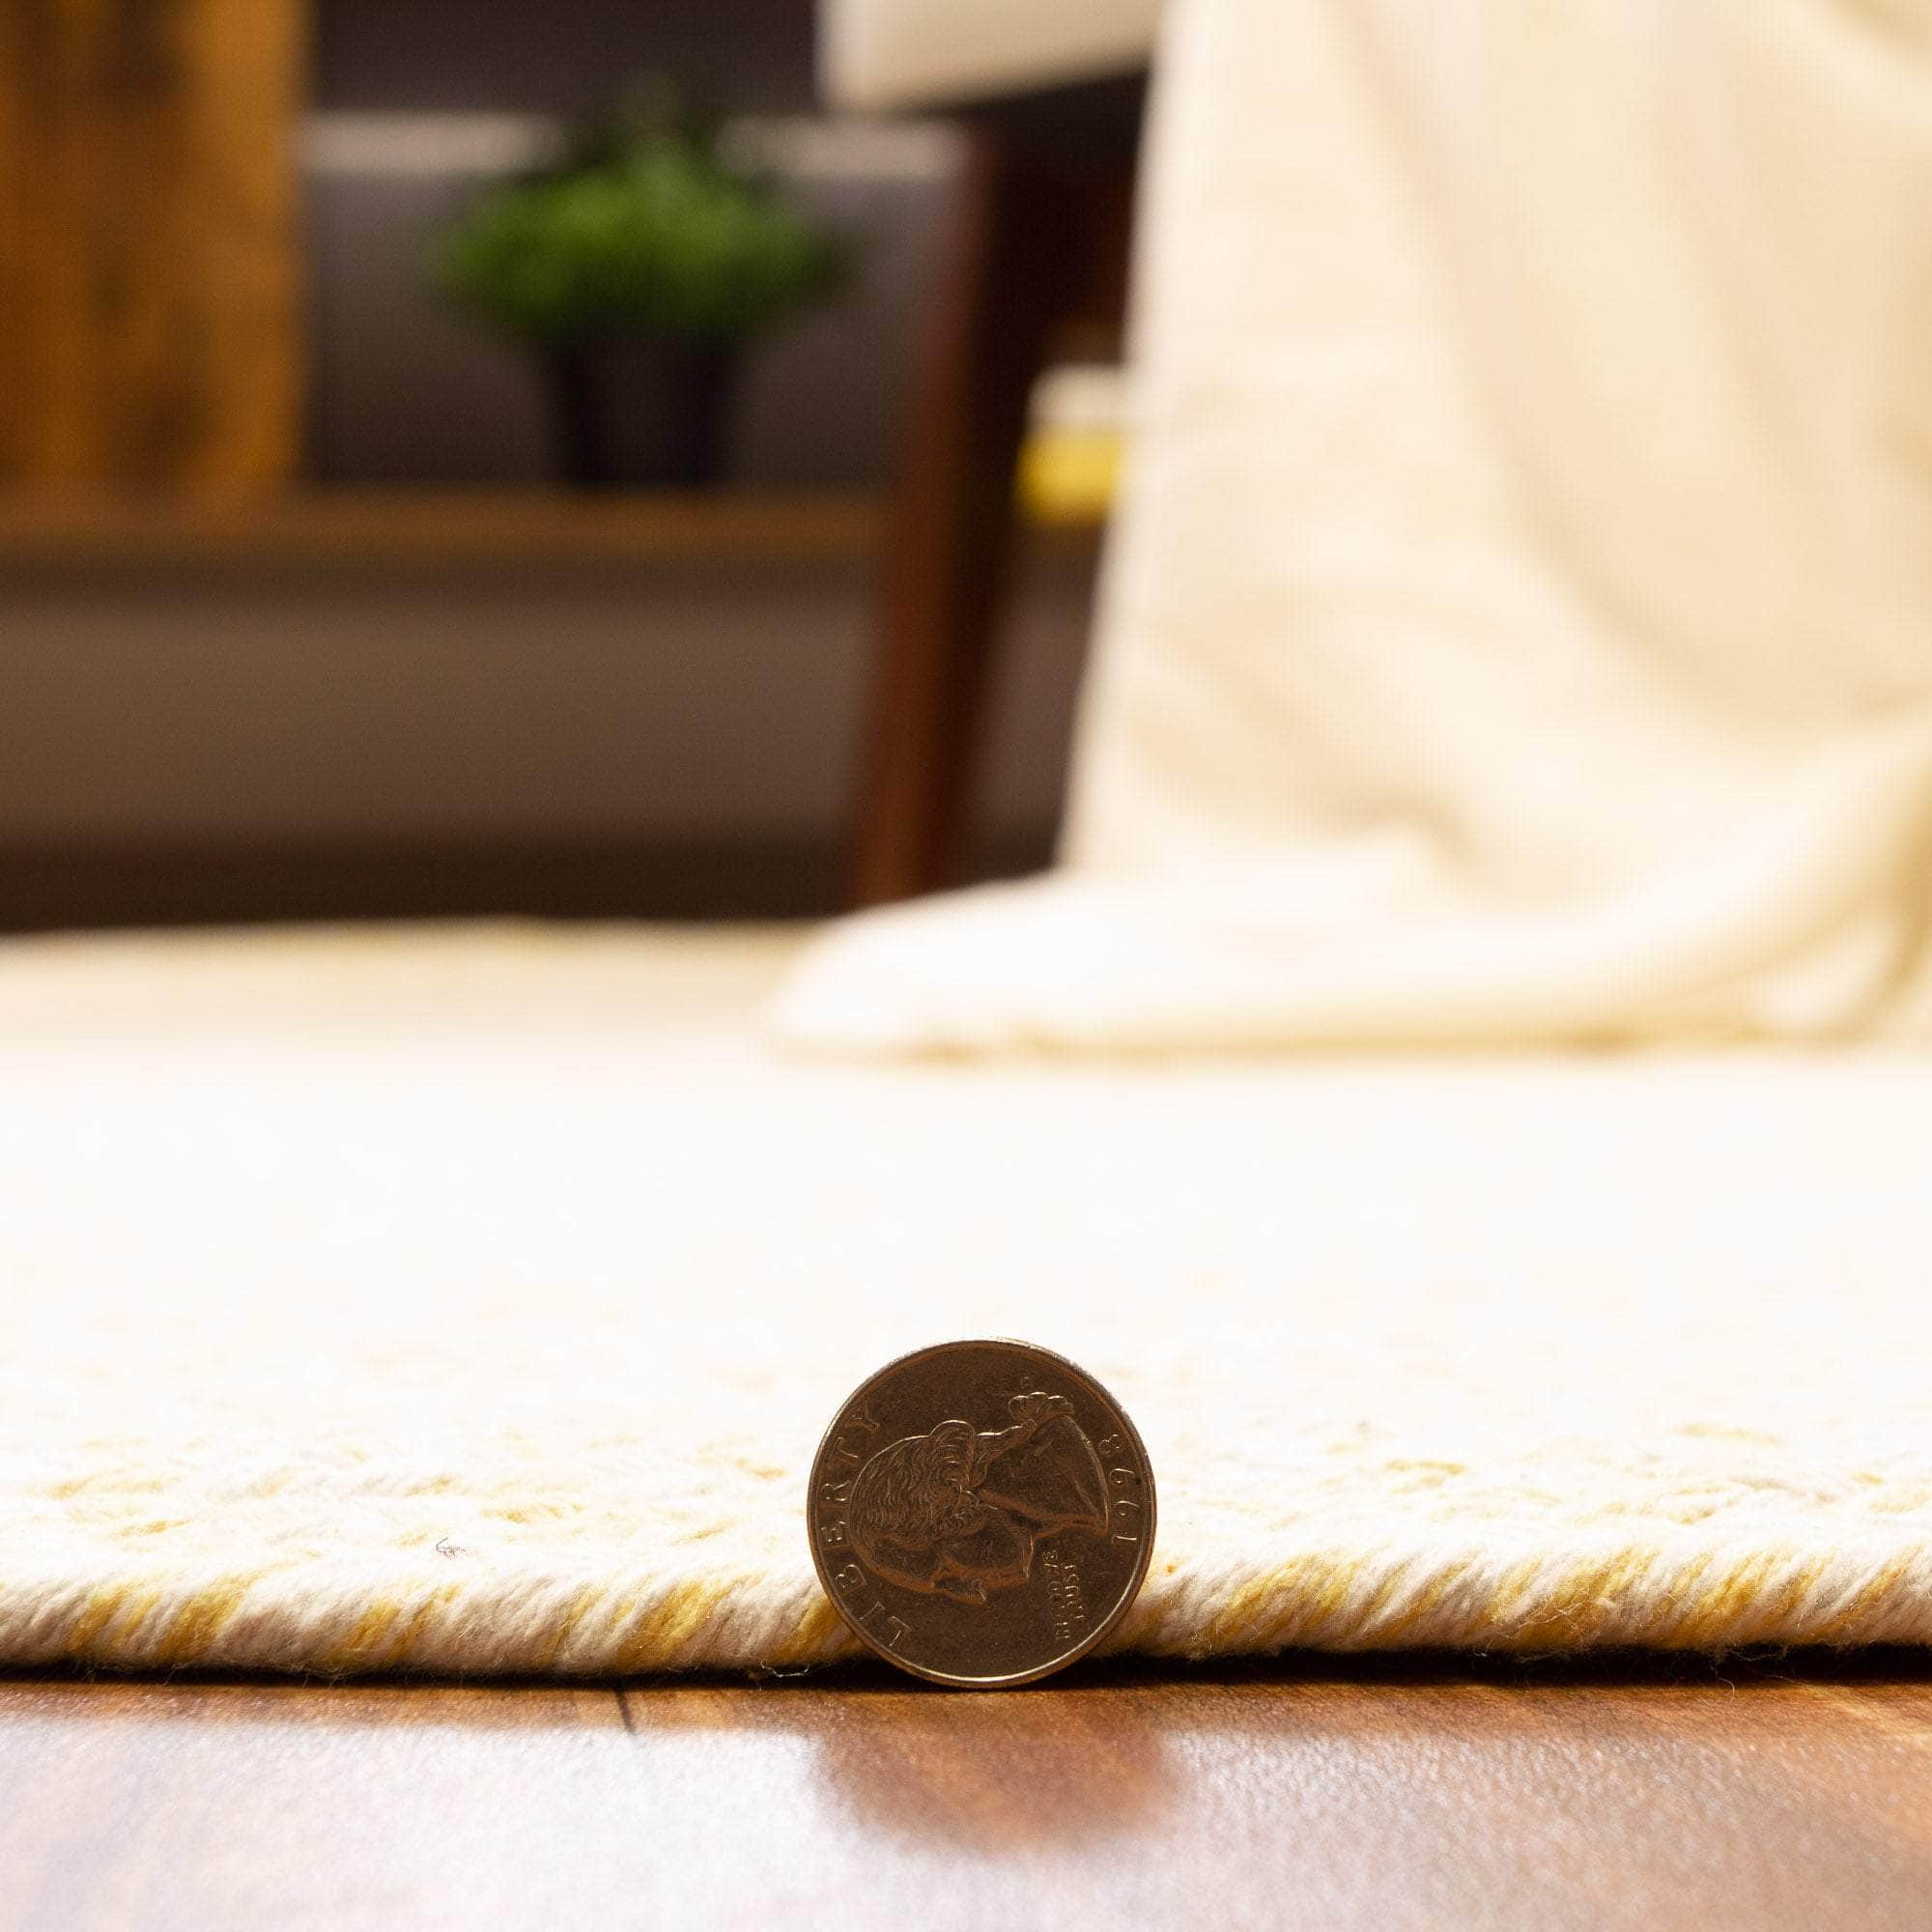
[434,91,843,489]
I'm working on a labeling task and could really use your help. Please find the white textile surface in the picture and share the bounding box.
[780,0,1932,1053]
[1,924,1927,1674]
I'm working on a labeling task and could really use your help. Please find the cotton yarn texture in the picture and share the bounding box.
[2,923,1928,1677]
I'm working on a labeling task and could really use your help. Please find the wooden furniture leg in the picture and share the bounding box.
[844,127,1136,908]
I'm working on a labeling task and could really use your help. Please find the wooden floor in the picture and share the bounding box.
[3,1654,1928,1930]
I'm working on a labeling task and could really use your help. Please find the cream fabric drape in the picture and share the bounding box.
[777,0,1932,1052]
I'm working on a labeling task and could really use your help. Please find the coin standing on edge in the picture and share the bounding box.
[807,1338,1156,1688]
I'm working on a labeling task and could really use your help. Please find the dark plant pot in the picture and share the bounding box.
[545,337,736,490]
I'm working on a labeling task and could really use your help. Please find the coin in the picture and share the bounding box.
[807,1339,1155,1687]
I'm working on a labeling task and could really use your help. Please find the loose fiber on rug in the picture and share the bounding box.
[1,924,1928,1676]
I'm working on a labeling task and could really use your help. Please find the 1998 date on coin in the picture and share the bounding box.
[807,1339,1155,1687]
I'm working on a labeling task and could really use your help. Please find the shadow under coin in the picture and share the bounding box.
[788,1673,1181,1852]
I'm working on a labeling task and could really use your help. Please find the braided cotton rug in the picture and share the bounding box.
[1,923,1928,1676]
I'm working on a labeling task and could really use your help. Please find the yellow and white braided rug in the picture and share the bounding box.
[1,923,1927,1675]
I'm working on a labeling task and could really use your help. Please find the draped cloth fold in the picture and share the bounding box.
[776,0,1932,1054]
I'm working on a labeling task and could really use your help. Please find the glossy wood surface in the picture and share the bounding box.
[4,1655,1927,1930]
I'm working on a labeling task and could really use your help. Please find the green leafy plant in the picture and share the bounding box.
[434,93,843,346]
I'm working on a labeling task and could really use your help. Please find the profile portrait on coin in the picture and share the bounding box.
[846,1390,1110,1604]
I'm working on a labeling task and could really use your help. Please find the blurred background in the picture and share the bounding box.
[0,0,1147,930]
